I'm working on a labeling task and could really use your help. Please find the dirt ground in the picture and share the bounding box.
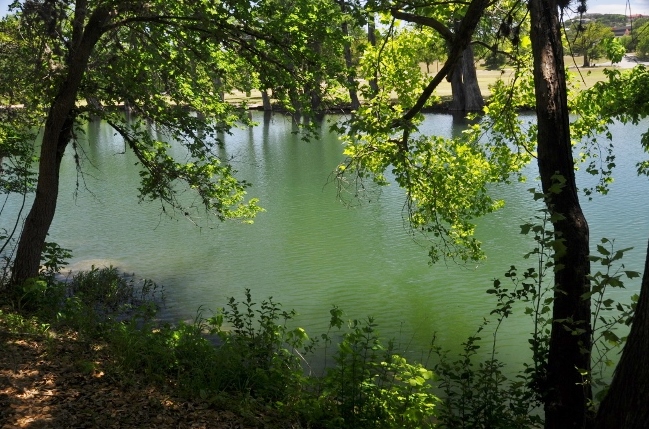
[0,329,287,429]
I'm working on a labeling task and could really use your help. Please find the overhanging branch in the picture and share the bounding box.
[390,8,453,41]
[399,0,493,123]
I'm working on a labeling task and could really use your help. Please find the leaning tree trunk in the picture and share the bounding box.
[12,114,74,284]
[594,240,649,428]
[11,6,109,286]
[529,1,593,428]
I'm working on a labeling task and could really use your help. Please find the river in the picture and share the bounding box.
[2,111,648,370]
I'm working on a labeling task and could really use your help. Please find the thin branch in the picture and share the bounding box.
[471,39,519,62]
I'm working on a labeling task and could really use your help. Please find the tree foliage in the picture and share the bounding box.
[2,0,349,284]
[565,21,614,66]
[337,0,514,263]
[634,21,649,59]
[602,37,626,63]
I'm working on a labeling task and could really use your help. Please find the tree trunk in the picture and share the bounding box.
[305,39,323,112]
[11,5,110,286]
[449,63,466,111]
[261,89,272,111]
[583,52,590,67]
[460,46,483,111]
[367,15,379,97]
[214,76,226,103]
[529,1,593,428]
[594,240,649,428]
[448,44,483,111]
[339,0,360,110]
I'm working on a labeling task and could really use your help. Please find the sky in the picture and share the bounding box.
[586,0,649,15]
[0,1,9,15]
[0,0,647,19]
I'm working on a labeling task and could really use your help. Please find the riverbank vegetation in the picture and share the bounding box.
[3,0,649,427]
[1,265,443,428]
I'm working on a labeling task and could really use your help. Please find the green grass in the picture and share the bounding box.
[231,57,618,109]
[429,57,615,98]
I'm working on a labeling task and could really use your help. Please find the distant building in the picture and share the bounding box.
[612,26,632,36]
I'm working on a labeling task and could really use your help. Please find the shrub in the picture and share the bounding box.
[305,309,438,429]
[52,267,162,335]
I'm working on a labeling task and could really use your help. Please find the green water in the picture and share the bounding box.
[4,112,648,367]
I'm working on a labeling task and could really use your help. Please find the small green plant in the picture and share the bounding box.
[312,310,438,429]
[0,309,50,336]
[13,241,71,311]
[65,267,161,316]
[40,241,72,283]
[206,289,310,401]
[161,291,440,429]
[518,195,639,406]
[19,277,51,307]
[36,266,163,339]
[430,190,640,429]
[431,326,541,429]
[586,238,638,400]
[101,289,310,405]
[430,196,554,429]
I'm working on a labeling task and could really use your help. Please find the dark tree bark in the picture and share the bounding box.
[449,16,482,111]
[338,0,360,110]
[214,76,226,103]
[529,0,593,428]
[305,40,323,112]
[12,4,110,285]
[367,15,379,96]
[449,63,466,111]
[462,47,483,110]
[594,240,649,428]
[448,45,483,111]
[261,89,272,111]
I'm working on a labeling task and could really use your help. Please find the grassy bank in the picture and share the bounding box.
[234,58,617,109]
[0,268,445,429]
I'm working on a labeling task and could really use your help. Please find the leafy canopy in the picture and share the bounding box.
[2,0,348,224]
[337,1,531,263]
